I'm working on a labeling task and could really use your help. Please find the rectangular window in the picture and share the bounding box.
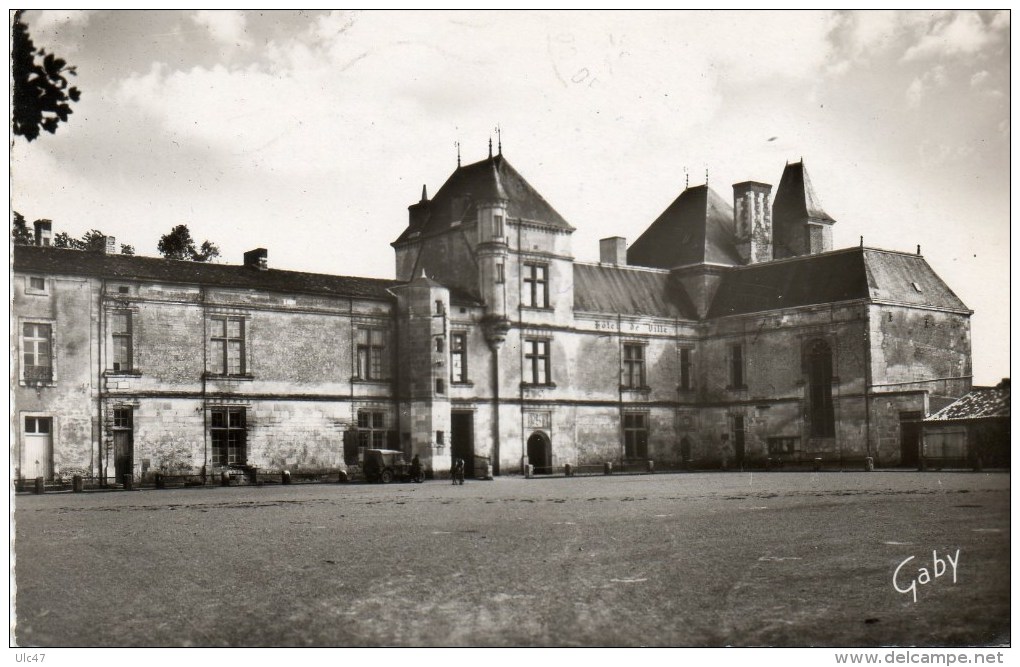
[357,410,387,449]
[356,328,389,380]
[522,263,549,308]
[767,437,799,457]
[24,416,52,434]
[26,276,46,294]
[436,337,444,353]
[113,408,132,429]
[492,214,504,239]
[436,430,445,445]
[210,316,245,376]
[450,333,468,383]
[680,347,693,391]
[525,338,550,385]
[22,322,52,383]
[435,378,445,394]
[210,408,246,466]
[623,413,649,459]
[111,311,133,372]
[496,263,505,284]
[622,343,646,389]
[729,343,744,388]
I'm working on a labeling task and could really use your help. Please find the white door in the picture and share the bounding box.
[23,416,53,480]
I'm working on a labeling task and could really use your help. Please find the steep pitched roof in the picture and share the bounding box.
[773,160,834,224]
[573,262,696,319]
[14,245,401,301]
[627,185,740,269]
[708,247,970,318]
[393,154,572,244]
[925,383,1010,422]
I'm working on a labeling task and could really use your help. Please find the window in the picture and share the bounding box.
[729,343,744,389]
[24,416,51,434]
[436,430,445,445]
[210,316,245,376]
[22,322,52,383]
[524,339,551,385]
[492,214,504,239]
[435,337,444,353]
[111,312,132,372]
[807,339,835,437]
[496,263,505,284]
[210,408,246,465]
[622,344,646,389]
[356,328,389,380]
[450,333,468,383]
[522,263,549,308]
[435,300,444,315]
[435,378,445,394]
[26,276,46,294]
[113,408,132,429]
[624,413,648,459]
[767,437,799,457]
[680,347,693,391]
[357,410,386,449]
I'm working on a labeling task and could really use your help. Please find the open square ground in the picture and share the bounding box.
[12,471,1009,647]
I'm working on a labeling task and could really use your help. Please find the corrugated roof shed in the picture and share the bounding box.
[925,382,1010,422]
[573,263,696,319]
[393,154,572,244]
[627,185,740,270]
[14,245,402,301]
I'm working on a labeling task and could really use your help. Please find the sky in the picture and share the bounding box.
[10,10,1010,386]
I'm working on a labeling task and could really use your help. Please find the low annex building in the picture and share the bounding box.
[12,150,974,483]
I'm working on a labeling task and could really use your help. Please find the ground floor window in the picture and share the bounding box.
[623,412,648,459]
[357,410,386,449]
[767,436,799,457]
[210,408,246,465]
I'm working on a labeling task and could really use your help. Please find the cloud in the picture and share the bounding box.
[191,10,252,50]
[906,65,948,107]
[970,70,990,86]
[23,10,95,53]
[902,11,1007,61]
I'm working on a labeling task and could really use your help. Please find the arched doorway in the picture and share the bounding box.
[527,431,551,474]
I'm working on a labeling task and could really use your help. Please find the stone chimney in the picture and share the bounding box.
[33,219,52,246]
[408,184,431,230]
[103,235,117,254]
[599,237,627,265]
[732,181,772,264]
[244,248,268,270]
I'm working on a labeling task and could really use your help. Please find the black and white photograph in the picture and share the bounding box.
[9,9,1011,660]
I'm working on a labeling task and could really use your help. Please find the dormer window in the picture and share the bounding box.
[911,281,922,293]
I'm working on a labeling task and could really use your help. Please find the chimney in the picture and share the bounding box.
[733,181,772,264]
[244,248,268,270]
[33,219,52,246]
[407,184,431,231]
[103,235,117,254]
[599,237,627,265]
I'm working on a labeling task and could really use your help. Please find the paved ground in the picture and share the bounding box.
[12,471,1010,647]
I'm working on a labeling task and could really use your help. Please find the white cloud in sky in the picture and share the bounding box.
[902,11,1008,61]
[970,69,990,86]
[191,10,252,51]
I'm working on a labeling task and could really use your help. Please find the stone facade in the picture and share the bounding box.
[12,153,973,482]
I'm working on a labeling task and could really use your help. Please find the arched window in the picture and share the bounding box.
[807,339,835,437]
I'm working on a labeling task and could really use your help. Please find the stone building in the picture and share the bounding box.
[12,151,973,483]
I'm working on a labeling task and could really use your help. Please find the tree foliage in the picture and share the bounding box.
[12,10,82,142]
[11,211,34,245]
[157,224,220,262]
[52,228,133,254]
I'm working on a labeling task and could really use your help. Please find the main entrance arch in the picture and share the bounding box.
[526,431,552,474]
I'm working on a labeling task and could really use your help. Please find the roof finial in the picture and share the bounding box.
[488,136,493,159]
[455,141,461,168]
[496,124,502,155]
[917,244,921,256]
[421,268,427,279]
[684,167,688,189]
[860,235,863,247]
[421,184,428,202]
[705,168,709,188]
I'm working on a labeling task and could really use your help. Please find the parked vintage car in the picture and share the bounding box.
[362,449,425,484]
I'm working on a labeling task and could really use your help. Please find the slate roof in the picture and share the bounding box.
[393,154,572,244]
[925,383,1010,422]
[627,185,741,270]
[573,262,696,319]
[708,247,970,318]
[13,245,401,301]
[773,160,834,224]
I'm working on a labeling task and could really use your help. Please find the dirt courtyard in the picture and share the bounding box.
[12,471,1010,647]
